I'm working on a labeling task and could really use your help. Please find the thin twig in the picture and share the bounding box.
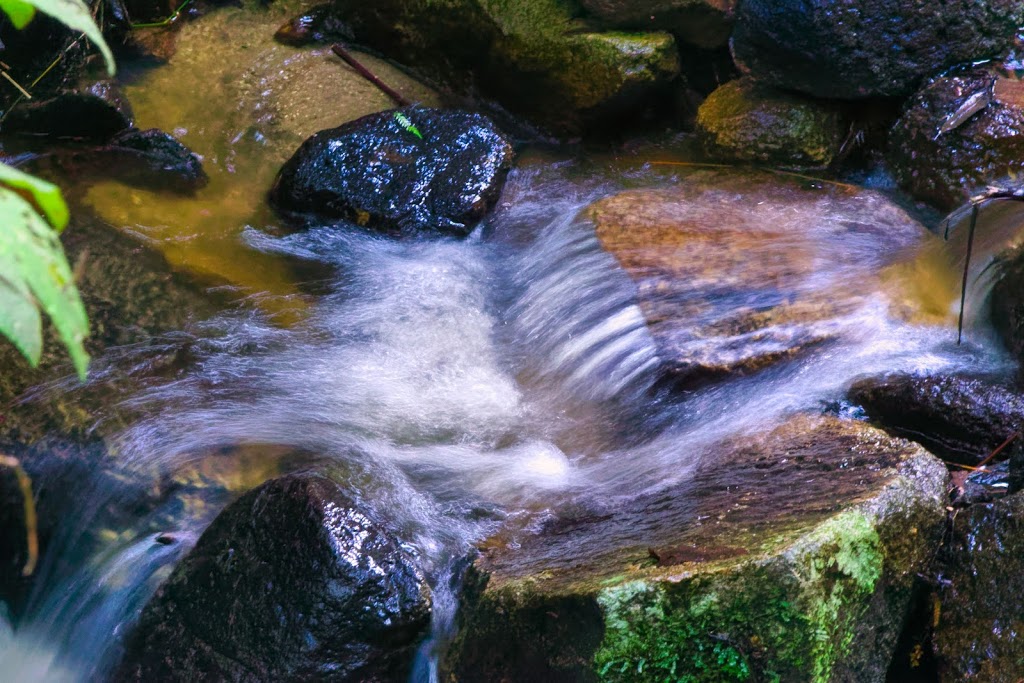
[330,43,410,107]
[976,430,1021,469]
[956,203,979,345]
[0,455,38,577]
[0,71,32,100]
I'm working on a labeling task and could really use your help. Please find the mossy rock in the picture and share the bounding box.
[443,416,949,681]
[331,0,681,135]
[696,78,842,169]
[579,0,736,49]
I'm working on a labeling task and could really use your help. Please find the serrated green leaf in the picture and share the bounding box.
[0,0,37,28]
[0,162,69,231]
[0,186,89,379]
[18,0,114,76]
[0,277,43,365]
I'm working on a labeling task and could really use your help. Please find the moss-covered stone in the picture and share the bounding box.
[579,0,736,49]
[696,78,842,169]
[331,0,681,135]
[443,416,949,682]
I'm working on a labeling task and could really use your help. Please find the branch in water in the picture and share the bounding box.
[330,43,411,108]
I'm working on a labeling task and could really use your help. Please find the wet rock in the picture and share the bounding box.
[584,169,930,386]
[696,78,843,169]
[114,472,431,682]
[950,461,1012,506]
[889,68,1024,211]
[101,128,207,193]
[1,82,134,142]
[934,490,1024,681]
[270,106,513,235]
[849,373,1024,465]
[274,3,353,46]
[580,0,735,49]
[443,416,948,682]
[731,0,1024,99]
[330,0,681,135]
[989,244,1024,363]
[25,128,209,194]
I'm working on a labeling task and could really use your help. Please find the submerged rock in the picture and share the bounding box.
[934,490,1024,681]
[849,373,1024,465]
[731,0,1024,99]
[696,78,842,169]
[114,472,431,682]
[443,416,948,681]
[584,169,930,386]
[580,0,735,49]
[270,106,513,236]
[328,0,681,135]
[22,127,208,195]
[889,68,1024,210]
[274,3,353,46]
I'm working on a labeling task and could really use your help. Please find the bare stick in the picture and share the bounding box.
[976,430,1021,469]
[957,202,979,345]
[331,43,410,107]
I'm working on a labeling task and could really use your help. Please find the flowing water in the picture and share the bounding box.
[1,7,1022,680]
[1,157,1015,681]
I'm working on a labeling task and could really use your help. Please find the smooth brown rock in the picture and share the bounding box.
[584,169,930,385]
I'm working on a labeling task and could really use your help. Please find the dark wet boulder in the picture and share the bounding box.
[889,68,1024,211]
[849,373,1024,465]
[114,472,431,682]
[584,169,930,386]
[327,0,680,136]
[444,416,948,681]
[1,81,133,142]
[579,0,736,49]
[696,78,843,169]
[934,490,1024,681]
[731,0,1024,100]
[270,106,513,236]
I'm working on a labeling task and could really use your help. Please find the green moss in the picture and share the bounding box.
[594,511,884,682]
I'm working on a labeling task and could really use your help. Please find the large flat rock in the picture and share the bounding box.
[443,416,949,682]
[583,170,933,386]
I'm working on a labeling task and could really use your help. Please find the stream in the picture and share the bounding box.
[0,6,1020,681]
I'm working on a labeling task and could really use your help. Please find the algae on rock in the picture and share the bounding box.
[443,417,949,682]
[331,0,681,134]
[696,78,842,169]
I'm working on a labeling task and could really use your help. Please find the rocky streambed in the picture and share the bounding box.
[4,1,1024,682]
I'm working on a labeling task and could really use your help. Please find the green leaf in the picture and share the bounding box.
[0,186,89,379]
[0,163,69,231]
[0,270,42,364]
[17,0,114,76]
[0,0,37,28]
